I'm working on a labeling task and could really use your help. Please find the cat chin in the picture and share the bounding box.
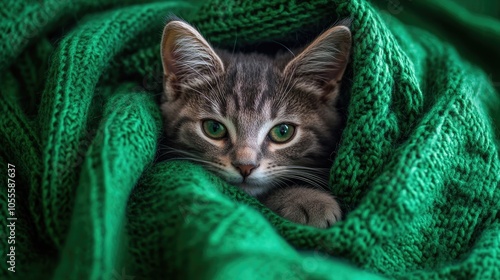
[222,174,274,197]
[237,183,273,197]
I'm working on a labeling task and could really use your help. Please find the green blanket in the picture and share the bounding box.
[1,0,499,279]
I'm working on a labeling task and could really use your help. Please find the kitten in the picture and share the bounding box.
[160,20,351,228]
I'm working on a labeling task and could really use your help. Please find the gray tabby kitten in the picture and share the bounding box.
[160,20,351,228]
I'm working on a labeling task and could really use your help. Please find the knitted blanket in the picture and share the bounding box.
[1,0,499,279]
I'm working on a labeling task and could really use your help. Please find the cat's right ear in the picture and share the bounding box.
[161,20,224,100]
[283,23,351,106]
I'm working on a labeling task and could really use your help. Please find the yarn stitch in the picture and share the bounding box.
[1,0,499,279]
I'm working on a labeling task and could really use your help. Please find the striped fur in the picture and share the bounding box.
[160,20,351,228]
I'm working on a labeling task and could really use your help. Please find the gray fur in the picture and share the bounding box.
[160,20,351,228]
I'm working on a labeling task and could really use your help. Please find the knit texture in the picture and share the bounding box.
[1,0,499,279]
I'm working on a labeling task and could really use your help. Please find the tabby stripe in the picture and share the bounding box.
[253,65,269,110]
[232,90,240,111]
[172,116,196,136]
[232,62,244,111]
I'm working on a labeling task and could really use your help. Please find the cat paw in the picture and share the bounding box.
[262,187,341,228]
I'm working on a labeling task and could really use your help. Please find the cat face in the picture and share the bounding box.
[160,20,351,196]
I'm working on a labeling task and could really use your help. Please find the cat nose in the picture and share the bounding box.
[232,163,259,178]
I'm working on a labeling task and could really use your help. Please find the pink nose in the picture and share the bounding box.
[233,164,258,178]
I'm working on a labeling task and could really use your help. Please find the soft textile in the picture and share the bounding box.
[1,0,499,279]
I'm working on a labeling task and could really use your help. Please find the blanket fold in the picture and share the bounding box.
[1,0,499,279]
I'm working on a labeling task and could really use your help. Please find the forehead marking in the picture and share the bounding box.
[254,64,269,110]
[232,62,244,111]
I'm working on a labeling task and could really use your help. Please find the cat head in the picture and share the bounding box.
[160,20,351,196]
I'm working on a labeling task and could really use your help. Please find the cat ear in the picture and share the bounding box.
[161,20,224,98]
[283,24,351,105]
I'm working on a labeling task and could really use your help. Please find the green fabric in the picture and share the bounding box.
[1,0,499,279]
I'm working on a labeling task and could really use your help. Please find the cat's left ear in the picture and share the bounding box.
[160,20,224,100]
[283,24,351,105]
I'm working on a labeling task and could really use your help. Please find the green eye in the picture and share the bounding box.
[202,120,227,139]
[268,123,295,143]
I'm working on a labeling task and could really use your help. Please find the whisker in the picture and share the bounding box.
[272,177,289,189]
[285,166,330,171]
[277,77,298,108]
[275,167,329,175]
[288,175,325,189]
[232,32,238,55]
[272,166,330,178]
[159,146,201,158]
[271,40,295,57]
[272,169,329,189]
